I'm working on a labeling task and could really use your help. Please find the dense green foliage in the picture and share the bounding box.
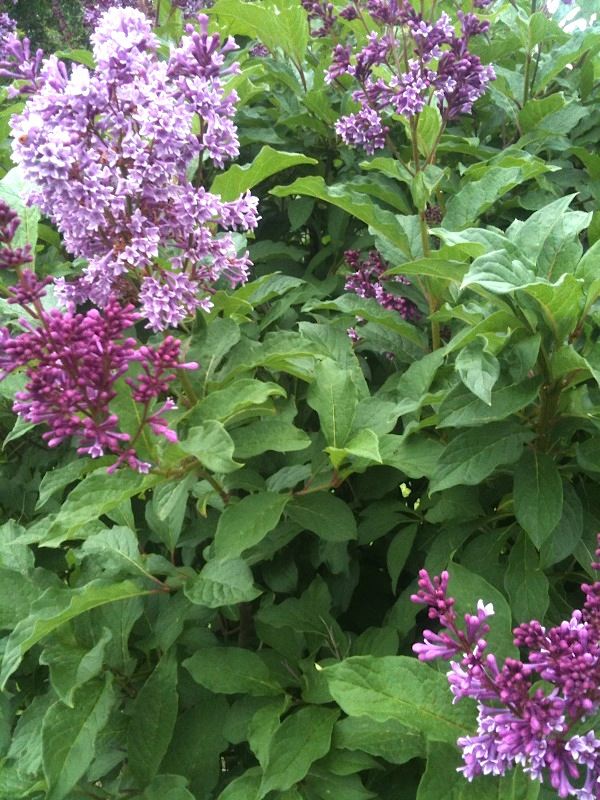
[1,0,600,798]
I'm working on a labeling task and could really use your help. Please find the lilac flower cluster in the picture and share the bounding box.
[11,9,258,331]
[0,203,196,472]
[0,10,44,97]
[82,0,209,29]
[327,0,495,152]
[301,0,336,37]
[344,249,418,319]
[411,543,600,798]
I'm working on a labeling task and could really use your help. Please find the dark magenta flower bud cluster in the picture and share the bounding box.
[344,249,418,319]
[326,0,495,153]
[0,199,196,472]
[0,199,32,270]
[411,541,600,799]
[10,8,259,331]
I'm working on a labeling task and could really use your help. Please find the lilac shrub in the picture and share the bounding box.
[10,8,259,331]
[411,542,600,798]
[326,0,495,152]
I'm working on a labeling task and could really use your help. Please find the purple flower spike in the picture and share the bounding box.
[10,7,258,330]
[411,536,600,798]
[328,0,495,153]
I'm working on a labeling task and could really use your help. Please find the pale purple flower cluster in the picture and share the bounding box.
[344,249,417,319]
[0,204,196,472]
[0,15,44,97]
[0,11,15,41]
[411,541,600,799]
[328,1,495,152]
[83,0,210,28]
[11,9,258,331]
[301,0,336,37]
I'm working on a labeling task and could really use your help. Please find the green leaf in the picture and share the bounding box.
[42,676,115,800]
[508,195,589,280]
[214,492,289,558]
[185,558,261,607]
[333,716,424,764]
[179,420,242,474]
[147,475,196,551]
[539,483,583,568]
[132,776,195,800]
[161,694,229,797]
[287,493,357,543]
[444,163,550,230]
[385,255,469,283]
[307,359,358,449]
[303,294,424,347]
[42,470,160,546]
[40,627,112,707]
[304,770,375,800]
[216,769,262,799]
[461,250,538,294]
[438,378,542,429]
[259,707,338,796]
[1,580,152,688]
[231,419,310,459]
[211,146,317,201]
[329,428,382,465]
[184,647,281,696]
[521,275,583,343]
[379,433,443,479]
[514,450,563,548]
[79,526,144,577]
[127,653,179,784]
[271,177,412,256]
[212,0,308,64]
[430,422,534,493]
[387,524,418,592]
[455,341,500,406]
[36,459,95,510]
[416,107,442,159]
[505,533,549,622]
[518,94,566,133]
[188,378,286,425]
[323,656,473,743]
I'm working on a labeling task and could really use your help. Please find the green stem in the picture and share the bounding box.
[196,467,230,504]
[178,369,198,406]
[523,51,532,105]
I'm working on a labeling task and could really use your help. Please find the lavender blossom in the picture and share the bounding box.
[11,9,258,330]
[82,0,210,28]
[0,31,44,96]
[328,1,495,152]
[411,539,600,798]
[301,0,336,37]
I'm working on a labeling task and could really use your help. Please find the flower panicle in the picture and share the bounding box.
[411,540,600,798]
[10,7,259,331]
[327,0,495,153]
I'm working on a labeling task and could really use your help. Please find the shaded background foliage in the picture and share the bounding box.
[0,0,600,799]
